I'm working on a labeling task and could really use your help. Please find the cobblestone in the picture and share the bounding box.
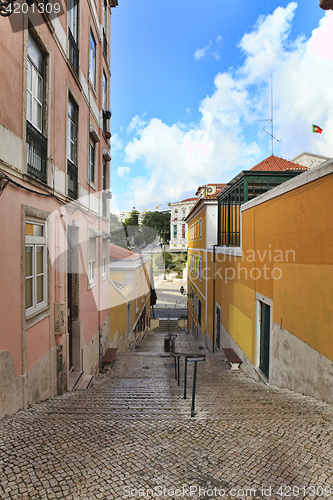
[0,329,332,499]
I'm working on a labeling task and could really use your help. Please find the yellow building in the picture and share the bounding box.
[202,156,333,403]
[186,189,223,344]
[109,245,151,351]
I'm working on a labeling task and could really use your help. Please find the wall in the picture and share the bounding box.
[208,164,333,402]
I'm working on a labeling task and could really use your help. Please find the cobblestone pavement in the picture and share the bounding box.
[0,329,332,500]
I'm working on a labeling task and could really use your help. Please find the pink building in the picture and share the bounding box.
[0,0,118,418]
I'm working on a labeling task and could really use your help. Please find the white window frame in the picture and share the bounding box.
[88,138,95,184]
[101,239,107,279]
[88,237,96,285]
[67,96,77,164]
[68,0,78,42]
[89,30,96,88]
[25,220,47,316]
[27,33,44,133]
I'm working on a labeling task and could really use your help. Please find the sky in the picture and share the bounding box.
[109,0,333,212]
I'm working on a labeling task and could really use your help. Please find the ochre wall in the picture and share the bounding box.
[211,172,333,363]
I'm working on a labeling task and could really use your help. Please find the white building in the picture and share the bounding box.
[169,198,197,251]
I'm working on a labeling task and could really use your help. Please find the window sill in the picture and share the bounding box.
[88,279,96,290]
[26,305,50,329]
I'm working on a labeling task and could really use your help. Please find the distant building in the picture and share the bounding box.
[291,152,330,169]
[109,244,151,351]
[169,198,197,251]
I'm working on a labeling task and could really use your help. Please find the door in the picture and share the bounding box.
[67,225,79,370]
[216,305,221,349]
[259,301,270,379]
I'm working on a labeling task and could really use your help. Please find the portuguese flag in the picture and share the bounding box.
[312,124,322,134]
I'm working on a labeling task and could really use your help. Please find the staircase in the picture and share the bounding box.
[153,318,184,333]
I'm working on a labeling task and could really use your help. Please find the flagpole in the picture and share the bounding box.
[271,75,273,155]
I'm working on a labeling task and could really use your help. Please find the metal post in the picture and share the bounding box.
[177,355,180,385]
[174,355,177,380]
[163,237,166,280]
[184,357,188,399]
[191,361,198,417]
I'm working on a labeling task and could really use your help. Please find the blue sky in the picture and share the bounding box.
[110,1,333,212]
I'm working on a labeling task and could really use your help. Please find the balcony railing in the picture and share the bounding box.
[68,29,79,75]
[67,159,78,199]
[26,121,47,183]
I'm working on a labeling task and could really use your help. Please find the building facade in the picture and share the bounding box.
[186,155,333,403]
[169,198,197,251]
[0,0,117,419]
[109,244,151,352]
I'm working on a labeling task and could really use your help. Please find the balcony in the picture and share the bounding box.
[26,121,47,183]
[68,29,79,75]
[67,159,78,199]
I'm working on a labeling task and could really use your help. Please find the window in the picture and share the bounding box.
[89,31,96,87]
[102,0,108,56]
[88,237,96,283]
[88,139,95,184]
[173,223,177,240]
[102,159,107,216]
[25,221,47,314]
[199,219,202,239]
[68,0,79,74]
[102,71,108,134]
[27,32,47,182]
[27,34,43,132]
[101,239,107,278]
[67,96,78,198]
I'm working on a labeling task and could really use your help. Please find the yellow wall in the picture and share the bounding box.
[209,173,333,362]
[187,205,207,334]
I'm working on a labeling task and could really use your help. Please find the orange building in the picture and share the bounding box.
[0,0,118,418]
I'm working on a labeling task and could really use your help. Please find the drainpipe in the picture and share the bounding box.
[212,244,217,353]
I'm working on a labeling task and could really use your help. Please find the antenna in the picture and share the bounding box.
[257,75,280,155]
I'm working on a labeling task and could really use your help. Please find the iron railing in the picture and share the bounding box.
[68,29,79,75]
[26,121,47,183]
[67,159,78,199]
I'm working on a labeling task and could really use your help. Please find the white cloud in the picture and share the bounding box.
[123,4,333,208]
[194,35,222,61]
[117,166,131,177]
[110,133,123,153]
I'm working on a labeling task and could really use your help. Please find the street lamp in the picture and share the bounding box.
[160,231,168,280]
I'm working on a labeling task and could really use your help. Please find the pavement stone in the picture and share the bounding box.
[0,328,332,500]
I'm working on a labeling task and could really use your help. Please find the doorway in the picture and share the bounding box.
[67,225,80,370]
[216,304,221,350]
[259,300,271,379]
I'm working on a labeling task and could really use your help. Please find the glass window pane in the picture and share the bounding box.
[28,34,43,72]
[25,246,33,276]
[36,246,44,274]
[36,275,44,303]
[26,277,33,309]
[27,61,32,91]
[27,93,32,122]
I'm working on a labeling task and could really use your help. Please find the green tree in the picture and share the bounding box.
[110,213,128,249]
[142,211,170,241]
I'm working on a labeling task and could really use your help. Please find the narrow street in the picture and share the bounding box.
[0,321,332,500]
